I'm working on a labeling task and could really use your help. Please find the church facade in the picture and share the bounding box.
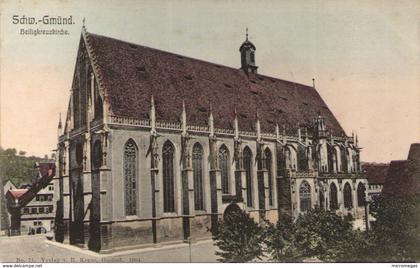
[54,27,367,252]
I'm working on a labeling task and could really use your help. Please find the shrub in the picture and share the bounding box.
[212,208,265,262]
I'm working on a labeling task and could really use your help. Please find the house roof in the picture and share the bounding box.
[86,31,346,136]
[382,143,420,198]
[362,163,389,184]
[7,189,28,200]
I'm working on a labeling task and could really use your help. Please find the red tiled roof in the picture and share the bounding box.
[362,163,389,184]
[382,143,420,198]
[87,32,346,136]
[8,189,28,200]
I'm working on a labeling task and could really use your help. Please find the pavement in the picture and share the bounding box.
[0,234,218,263]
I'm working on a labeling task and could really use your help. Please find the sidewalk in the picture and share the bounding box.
[0,234,218,263]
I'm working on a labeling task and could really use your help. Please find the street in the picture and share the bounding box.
[0,234,218,263]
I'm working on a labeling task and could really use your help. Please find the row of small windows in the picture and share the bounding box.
[35,194,53,202]
[22,205,54,215]
[122,139,276,215]
[299,181,366,212]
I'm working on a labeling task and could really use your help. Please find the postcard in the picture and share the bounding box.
[0,0,419,265]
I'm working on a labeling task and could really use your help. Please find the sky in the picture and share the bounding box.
[0,0,419,162]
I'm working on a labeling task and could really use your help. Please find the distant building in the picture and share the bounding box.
[3,181,17,192]
[362,163,389,199]
[18,182,55,234]
[382,143,420,199]
[5,163,56,236]
[362,144,420,230]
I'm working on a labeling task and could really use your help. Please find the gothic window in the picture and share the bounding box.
[353,154,358,173]
[75,143,84,168]
[357,183,366,207]
[73,81,80,128]
[330,183,338,210]
[276,145,286,177]
[94,83,103,120]
[219,145,230,194]
[327,144,335,173]
[341,147,348,172]
[243,147,253,207]
[192,143,204,211]
[124,139,137,216]
[355,154,360,172]
[92,140,102,170]
[286,146,297,170]
[250,51,255,63]
[297,145,308,171]
[344,183,353,209]
[265,148,274,206]
[73,49,88,129]
[299,181,311,212]
[163,141,175,213]
[347,148,354,172]
[319,190,324,209]
[80,57,87,127]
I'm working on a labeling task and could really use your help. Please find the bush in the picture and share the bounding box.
[212,208,265,262]
[264,214,301,262]
[368,195,419,262]
[292,208,355,261]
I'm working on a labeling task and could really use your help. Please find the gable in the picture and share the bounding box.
[65,33,105,132]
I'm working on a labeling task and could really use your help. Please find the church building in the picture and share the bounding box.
[54,26,367,252]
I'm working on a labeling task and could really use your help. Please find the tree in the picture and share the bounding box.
[264,215,301,262]
[368,195,419,262]
[0,147,48,186]
[292,208,355,262]
[212,208,265,262]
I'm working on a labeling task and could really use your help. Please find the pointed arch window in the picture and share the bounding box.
[163,141,175,213]
[344,183,353,209]
[297,144,308,171]
[330,183,338,210]
[319,190,324,209]
[94,83,103,120]
[276,145,286,177]
[264,148,274,206]
[357,183,366,207]
[243,147,253,207]
[124,139,137,216]
[299,181,311,212]
[219,145,230,194]
[341,147,348,172]
[92,140,103,170]
[192,143,204,210]
[327,145,335,173]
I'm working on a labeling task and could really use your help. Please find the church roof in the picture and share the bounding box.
[86,31,346,136]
